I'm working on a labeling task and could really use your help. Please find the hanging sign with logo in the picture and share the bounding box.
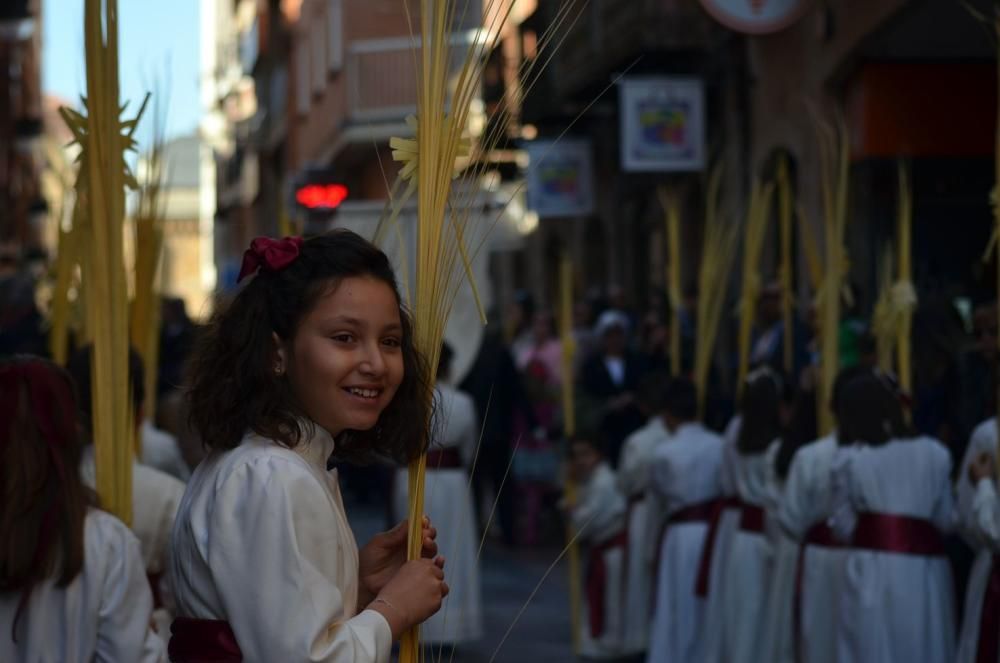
[525,138,595,218]
[619,77,706,173]
[698,0,813,35]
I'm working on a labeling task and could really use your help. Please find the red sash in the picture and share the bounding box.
[793,522,841,663]
[650,499,718,612]
[850,512,946,556]
[976,554,1000,663]
[168,618,243,662]
[739,503,766,533]
[585,531,628,638]
[425,447,462,469]
[693,497,756,597]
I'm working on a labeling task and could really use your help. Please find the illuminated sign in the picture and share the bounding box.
[295,183,349,210]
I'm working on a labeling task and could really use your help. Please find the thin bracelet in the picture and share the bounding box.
[371,597,401,617]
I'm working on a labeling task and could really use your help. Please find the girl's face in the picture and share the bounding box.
[276,276,405,437]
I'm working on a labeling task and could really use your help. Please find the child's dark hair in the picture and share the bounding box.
[1,357,93,635]
[567,430,605,457]
[737,366,790,454]
[66,345,145,441]
[186,230,432,463]
[836,373,893,446]
[636,372,671,415]
[664,376,698,421]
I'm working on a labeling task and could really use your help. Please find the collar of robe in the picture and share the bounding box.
[293,420,337,470]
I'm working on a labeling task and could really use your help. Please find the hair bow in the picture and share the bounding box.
[237,236,304,283]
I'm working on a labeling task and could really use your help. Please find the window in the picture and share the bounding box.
[295,37,310,116]
[327,0,343,73]
[311,16,326,94]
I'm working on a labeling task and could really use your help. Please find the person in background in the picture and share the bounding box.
[0,356,164,662]
[564,432,628,660]
[513,311,563,387]
[955,412,1000,663]
[616,371,672,656]
[777,366,869,663]
[829,372,955,663]
[66,346,186,639]
[0,240,46,359]
[705,367,786,663]
[460,328,536,545]
[579,310,646,467]
[392,343,482,648]
[647,376,725,663]
[959,299,998,436]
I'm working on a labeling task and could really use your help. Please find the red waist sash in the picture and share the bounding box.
[694,497,742,597]
[168,618,243,662]
[651,499,718,612]
[585,530,628,639]
[976,554,1000,663]
[851,512,946,556]
[739,503,766,534]
[425,447,462,469]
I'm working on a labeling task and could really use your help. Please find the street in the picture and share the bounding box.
[347,502,577,663]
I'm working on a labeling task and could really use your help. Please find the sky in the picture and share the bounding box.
[42,0,202,151]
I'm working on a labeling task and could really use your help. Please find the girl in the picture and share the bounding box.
[0,357,164,662]
[170,232,448,662]
[777,366,868,663]
[647,376,725,663]
[955,416,999,663]
[703,367,785,663]
[829,373,955,663]
[392,343,482,647]
[565,433,628,659]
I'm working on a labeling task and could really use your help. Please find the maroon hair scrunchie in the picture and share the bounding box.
[237,236,304,283]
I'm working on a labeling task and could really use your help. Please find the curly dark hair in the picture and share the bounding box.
[186,230,432,464]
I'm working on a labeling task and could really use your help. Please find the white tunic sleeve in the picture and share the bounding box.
[208,456,392,663]
[93,512,166,663]
[779,451,814,540]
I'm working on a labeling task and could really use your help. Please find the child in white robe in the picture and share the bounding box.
[776,366,869,663]
[955,417,1000,663]
[647,376,724,663]
[704,367,784,663]
[392,343,482,646]
[0,357,164,663]
[616,372,672,655]
[67,346,186,640]
[829,372,956,663]
[566,433,629,659]
[170,232,449,662]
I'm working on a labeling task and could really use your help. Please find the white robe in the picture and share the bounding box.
[80,445,185,638]
[141,419,192,482]
[616,415,670,653]
[707,438,781,663]
[170,428,393,663]
[572,462,629,659]
[647,422,724,663]
[777,434,842,663]
[700,417,743,663]
[956,418,1000,663]
[0,509,165,663]
[392,383,482,644]
[829,437,956,663]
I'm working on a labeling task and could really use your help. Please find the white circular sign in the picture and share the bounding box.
[699,0,813,35]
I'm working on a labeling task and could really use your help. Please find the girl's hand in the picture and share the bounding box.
[369,558,449,640]
[969,452,997,484]
[358,517,438,606]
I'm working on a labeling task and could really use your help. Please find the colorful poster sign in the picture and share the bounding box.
[525,138,595,218]
[620,77,706,172]
[699,0,813,35]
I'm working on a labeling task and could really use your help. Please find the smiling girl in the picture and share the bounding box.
[168,231,447,663]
